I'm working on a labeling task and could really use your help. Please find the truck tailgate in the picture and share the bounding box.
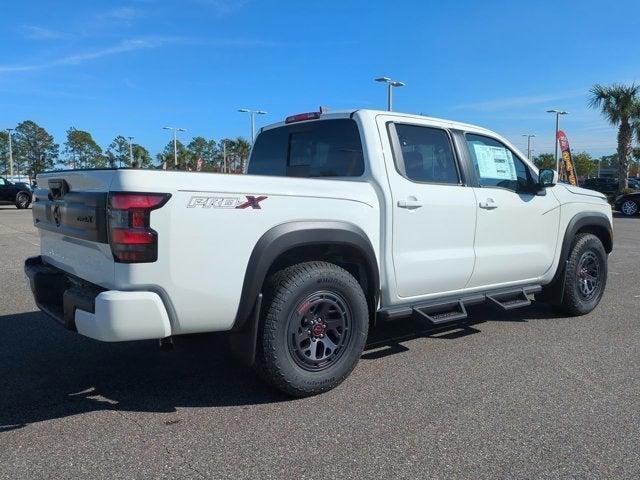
[32,170,116,288]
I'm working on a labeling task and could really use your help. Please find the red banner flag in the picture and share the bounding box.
[556,130,578,186]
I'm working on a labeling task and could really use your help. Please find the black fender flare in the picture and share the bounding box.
[541,211,613,303]
[232,220,380,333]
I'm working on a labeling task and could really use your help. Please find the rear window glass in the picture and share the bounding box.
[248,119,364,178]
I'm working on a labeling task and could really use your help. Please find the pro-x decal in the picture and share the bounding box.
[187,195,267,209]
[235,195,268,209]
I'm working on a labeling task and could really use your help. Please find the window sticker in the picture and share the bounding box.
[472,144,517,180]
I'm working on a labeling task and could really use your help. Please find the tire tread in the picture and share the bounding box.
[255,261,368,397]
[556,233,607,316]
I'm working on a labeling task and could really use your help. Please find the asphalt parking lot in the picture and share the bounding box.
[0,206,639,479]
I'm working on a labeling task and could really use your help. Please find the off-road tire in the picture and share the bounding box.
[255,261,369,397]
[556,233,607,316]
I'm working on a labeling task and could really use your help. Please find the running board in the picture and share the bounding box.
[486,289,531,311]
[378,284,542,323]
[412,300,468,326]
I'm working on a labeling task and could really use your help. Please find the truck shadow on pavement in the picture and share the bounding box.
[363,302,561,360]
[0,303,560,431]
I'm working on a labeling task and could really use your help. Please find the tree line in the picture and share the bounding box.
[3,82,640,188]
[531,82,640,191]
[0,120,251,179]
[533,150,640,179]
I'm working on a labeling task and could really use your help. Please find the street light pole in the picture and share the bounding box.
[222,140,227,173]
[163,127,186,168]
[127,136,134,167]
[238,109,267,143]
[6,128,14,177]
[374,77,405,111]
[546,109,568,171]
[522,134,536,160]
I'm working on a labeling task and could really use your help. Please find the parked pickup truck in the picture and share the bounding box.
[25,109,613,396]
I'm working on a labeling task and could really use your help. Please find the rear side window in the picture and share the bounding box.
[248,119,364,178]
[393,124,460,184]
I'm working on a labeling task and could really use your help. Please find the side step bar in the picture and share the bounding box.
[486,289,531,311]
[379,284,542,323]
[413,300,467,326]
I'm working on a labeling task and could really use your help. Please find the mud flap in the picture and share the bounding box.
[229,294,262,366]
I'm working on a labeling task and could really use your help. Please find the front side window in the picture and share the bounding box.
[465,134,533,193]
[248,119,364,178]
[393,124,460,184]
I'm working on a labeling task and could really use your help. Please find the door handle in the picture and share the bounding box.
[397,198,423,209]
[479,198,498,210]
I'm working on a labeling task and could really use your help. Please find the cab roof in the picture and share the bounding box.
[261,109,495,137]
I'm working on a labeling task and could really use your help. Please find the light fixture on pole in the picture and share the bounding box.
[374,77,405,111]
[238,109,267,143]
[5,128,14,177]
[126,136,135,168]
[163,126,186,167]
[546,109,568,171]
[522,134,536,160]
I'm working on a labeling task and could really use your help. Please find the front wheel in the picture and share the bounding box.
[555,233,607,316]
[15,193,31,209]
[620,199,639,216]
[255,261,369,397]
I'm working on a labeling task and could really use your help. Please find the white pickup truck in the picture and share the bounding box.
[25,109,613,396]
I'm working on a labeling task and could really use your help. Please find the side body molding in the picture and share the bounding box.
[232,221,380,332]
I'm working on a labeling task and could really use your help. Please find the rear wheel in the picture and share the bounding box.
[556,233,607,316]
[620,199,639,216]
[15,193,30,209]
[255,261,369,397]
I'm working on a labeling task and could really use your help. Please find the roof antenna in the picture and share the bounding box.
[319,106,329,114]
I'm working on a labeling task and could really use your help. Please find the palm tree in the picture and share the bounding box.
[588,83,640,191]
[234,137,251,174]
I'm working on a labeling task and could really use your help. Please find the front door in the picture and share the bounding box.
[380,119,477,299]
[463,133,561,288]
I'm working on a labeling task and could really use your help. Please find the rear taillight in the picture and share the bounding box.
[108,192,171,263]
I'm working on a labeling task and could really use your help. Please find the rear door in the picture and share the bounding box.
[33,171,116,287]
[378,117,477,299]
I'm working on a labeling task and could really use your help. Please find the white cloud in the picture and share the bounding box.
[193,0,251,14]
[94,6,140,24]
[454,90,586,112]
[20,26,64,40]
[0,36,279,75]
[0,39,157,74]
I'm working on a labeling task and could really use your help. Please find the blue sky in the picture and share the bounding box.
[1,0,639,160]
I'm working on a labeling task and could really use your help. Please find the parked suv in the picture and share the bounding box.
[581,177,618,195]
[25,110,613,396]
[0,176,32,209]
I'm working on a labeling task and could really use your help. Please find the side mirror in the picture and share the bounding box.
[538,169,557,188]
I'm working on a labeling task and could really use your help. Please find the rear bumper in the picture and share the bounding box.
[24,256,171,342]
